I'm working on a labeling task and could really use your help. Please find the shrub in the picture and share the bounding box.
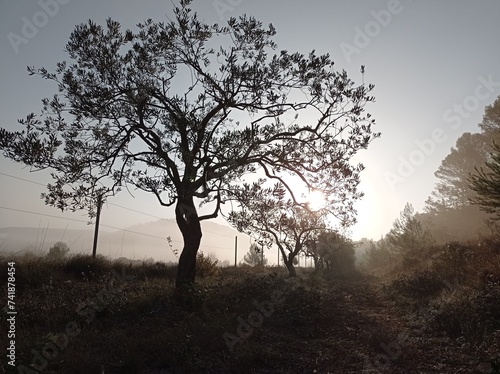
[196,252,220,278]
[389,270,447,300]
[431,242,475,283]
[63,254,111,280]
[46,241,70,260]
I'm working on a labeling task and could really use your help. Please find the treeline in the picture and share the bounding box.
[362,95,500,269]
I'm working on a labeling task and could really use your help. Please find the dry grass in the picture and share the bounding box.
[1,242,499,373]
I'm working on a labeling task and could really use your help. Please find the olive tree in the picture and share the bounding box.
[228,183,355,277]
[0,1,378,288]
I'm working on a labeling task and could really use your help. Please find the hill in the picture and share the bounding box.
[0,219,249,263]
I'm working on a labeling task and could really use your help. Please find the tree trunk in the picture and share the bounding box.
[175,194,202,289]
[284,253,297,277]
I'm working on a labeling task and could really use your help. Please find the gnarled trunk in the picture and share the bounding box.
[175,195,202,289]
[284,252,297,277]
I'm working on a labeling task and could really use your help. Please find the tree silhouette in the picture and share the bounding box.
[306,230,355,272]
[228,183,335,277]
[47,241,70,260]
[243,243,268,267]
[386,203,434,255]
[424,132,490,213]
[0,1,378,288]
[469,142,500,220]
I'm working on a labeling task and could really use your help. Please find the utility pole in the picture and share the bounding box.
[234,236,238,267]
[92,194,103,259]
[261,243,264,265]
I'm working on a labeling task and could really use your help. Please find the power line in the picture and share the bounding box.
[0,172,239,241]
[0,205,235,251]
[0,172,46,186]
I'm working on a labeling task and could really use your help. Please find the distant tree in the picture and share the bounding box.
[243,243,268,267]
[425,133,490,213]
[469,142,500,220]
[479,95,500,136]
[307,230,355,273]
[425,97,500,215]
[0,1,378,289]
[386,203,434,254]
[361,237,392,269]
[228,183,332,277]
[47,241,70,259]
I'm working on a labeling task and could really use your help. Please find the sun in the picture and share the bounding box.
[307,190,327,211]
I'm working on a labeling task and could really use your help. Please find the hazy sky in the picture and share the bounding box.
[1,0,499,243]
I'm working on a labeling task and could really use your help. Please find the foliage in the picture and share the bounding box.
[469,142,500,220]
[430,242,475,283]
[228,183,329,277]
[425,133,491,213]
[360,237,394,270]
[479,95,500,138]
[196,251,220,278]
[389,270,447,300]
[0,1,378,287]
[306,230,355,273]
[386,203,435,255]
[46,241,70,259]
[243,242,268,267]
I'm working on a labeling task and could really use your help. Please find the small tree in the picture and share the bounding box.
[228,183,335,277]
[243,242,268,267]
[386,203,435,256]
[47,241,70,260]
[469,142,500,220]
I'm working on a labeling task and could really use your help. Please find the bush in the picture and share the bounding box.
[46,241,70,260]
[431,242,475,283]
[196,252,220,278]
[432,283,500,343]
[63,254,111,280]
[389,270,447,300]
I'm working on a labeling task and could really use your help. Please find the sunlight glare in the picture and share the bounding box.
[307,190,327,211]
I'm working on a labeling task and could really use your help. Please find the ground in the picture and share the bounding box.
[1,258,498,373]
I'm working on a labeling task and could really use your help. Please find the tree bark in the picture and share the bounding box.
[284,253,297,277]
[175,194,202,289]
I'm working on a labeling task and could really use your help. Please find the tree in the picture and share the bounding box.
[243,243,268,267]
[386,203,434,254]
[425,97,500,214]
[479,95,500,136]
[0,1,378,289]
[228,183,333,277]
[306,230,355,273]
[469,142,500,220]
[47,241,70,260]
[425,133,490,213]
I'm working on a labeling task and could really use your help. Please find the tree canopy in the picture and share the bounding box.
[0,0,378,288]
[469,142,500,220]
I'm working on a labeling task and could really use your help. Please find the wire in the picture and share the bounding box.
[0,172,240,242]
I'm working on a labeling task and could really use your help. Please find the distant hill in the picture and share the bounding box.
[0,219,250,263]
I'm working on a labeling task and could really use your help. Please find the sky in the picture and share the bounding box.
[1,0,500,248]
